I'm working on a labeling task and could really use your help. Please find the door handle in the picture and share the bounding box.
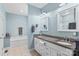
[44,42,46,46]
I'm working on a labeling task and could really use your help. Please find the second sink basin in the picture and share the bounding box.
[57,41,72,46]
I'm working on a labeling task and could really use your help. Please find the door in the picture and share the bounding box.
[0,15,4,55]
[0,15,4,37]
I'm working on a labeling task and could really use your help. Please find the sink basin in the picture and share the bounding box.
[38,36,43,37]
[38,36,48,38]
[57,41,72,46]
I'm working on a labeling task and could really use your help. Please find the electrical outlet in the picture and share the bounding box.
[73,32,77,36]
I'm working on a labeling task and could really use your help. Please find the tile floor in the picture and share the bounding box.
[3,39,39,56]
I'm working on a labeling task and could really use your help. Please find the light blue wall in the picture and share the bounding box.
[28,4,41,48]
[6,13,28,37]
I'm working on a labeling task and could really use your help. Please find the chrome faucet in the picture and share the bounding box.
[64,36,68,42]
[39,30,42,36]
[64,36,71,42]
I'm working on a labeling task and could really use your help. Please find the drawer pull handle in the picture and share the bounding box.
[40,41,44,44]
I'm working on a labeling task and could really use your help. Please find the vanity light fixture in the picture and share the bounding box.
[41,12,48,17]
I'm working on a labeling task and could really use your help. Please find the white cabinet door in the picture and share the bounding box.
[34,38,46,55]
[34,38,41,53]
[45,41,58,56]
[40,43,46,56]
[38,39,46,55]
[65,48,73,56]
[0,38,3,56]
[34,38,50,56]
[42,42,50,56]
[45,46,50,56]
[50,47,58,56]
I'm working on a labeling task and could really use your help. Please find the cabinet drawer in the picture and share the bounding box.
[65,49,73,55]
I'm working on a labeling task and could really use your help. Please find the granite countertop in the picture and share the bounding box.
[34,34,76,50]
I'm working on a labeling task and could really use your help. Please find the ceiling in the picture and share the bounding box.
[3,3,28,16]
[42,3,60,12]
[3,3,61,16]
[29,3,47,8]
[3,3,48,16]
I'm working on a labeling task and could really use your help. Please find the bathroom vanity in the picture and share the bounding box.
[34,34,77,56]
